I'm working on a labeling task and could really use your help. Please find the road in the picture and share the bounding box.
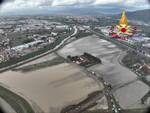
[0,26,78,73]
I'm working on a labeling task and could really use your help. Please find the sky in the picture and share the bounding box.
[0,0,149,15]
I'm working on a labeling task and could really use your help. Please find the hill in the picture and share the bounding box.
[112,9,150,23]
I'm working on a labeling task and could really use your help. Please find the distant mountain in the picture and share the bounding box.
[61,8,150,24]
[112,9,150,24]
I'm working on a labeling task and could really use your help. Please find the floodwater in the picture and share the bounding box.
[0,63,101,113]
[58,35,149,109]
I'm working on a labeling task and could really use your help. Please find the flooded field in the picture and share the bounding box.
[0,63,101,113]
[58,35,149,109]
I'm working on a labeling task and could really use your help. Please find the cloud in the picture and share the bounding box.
[51,0,94,6]
[51,0,149,7]
[0,0,52,12]
[0,0,149,14]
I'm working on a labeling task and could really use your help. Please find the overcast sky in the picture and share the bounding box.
[0,0,149,15]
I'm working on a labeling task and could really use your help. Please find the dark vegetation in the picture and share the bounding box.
[67,52,102,67]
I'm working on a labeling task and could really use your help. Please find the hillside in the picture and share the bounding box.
[112,9,150,23]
